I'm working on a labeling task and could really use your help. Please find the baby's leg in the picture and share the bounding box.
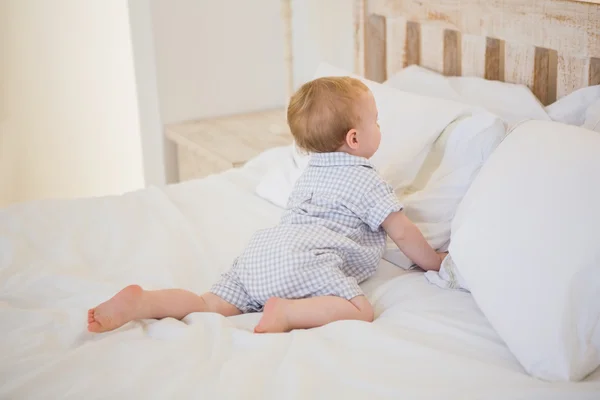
[254,295,373,334]
[88,285,240,333]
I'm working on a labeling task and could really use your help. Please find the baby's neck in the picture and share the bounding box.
[336,145,369,159]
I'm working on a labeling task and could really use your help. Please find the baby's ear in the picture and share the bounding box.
[345,128,359,150]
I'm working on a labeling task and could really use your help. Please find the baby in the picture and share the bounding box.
[88,77,446,334]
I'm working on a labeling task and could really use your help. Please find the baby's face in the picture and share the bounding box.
[354,90,381,159]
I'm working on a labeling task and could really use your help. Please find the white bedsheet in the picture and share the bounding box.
[1,148,599,399]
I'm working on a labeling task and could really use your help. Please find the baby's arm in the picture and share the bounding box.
[382,211,445,271]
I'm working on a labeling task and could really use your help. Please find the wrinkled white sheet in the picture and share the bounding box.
[1,148,599,399]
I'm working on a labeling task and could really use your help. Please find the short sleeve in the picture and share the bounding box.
[360,181,403,231]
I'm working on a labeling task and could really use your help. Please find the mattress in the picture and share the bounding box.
[1,147,599,399]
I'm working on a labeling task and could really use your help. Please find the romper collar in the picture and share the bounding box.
[309,152,374,168]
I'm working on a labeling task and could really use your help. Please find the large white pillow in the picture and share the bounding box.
[449,120,600,381]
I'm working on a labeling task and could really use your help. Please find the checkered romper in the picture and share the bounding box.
[210,152,403,312]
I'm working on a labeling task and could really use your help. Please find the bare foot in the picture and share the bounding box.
[88,285,144,333]
[254,297,290,334]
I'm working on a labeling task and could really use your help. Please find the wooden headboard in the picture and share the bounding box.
[353,0,600,105]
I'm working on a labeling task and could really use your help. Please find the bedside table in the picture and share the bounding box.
[166,108,293,181]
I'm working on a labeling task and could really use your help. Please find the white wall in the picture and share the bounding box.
[149,0,353,120]
[128,0,167,186]
[290,0,354,89]
[148,0,288,182]
[0,2,16,205]
[0,0,145,206]
[150,0,287,125]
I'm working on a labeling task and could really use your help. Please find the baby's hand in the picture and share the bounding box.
[437,252,449,264]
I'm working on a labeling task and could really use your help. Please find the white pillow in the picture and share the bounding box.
[254,144,307,208]
[384,111,506,268]
[255,63,474,207]
[385,65,550,128]
[584,99,600,132]
[383,65,462,103]
[545,85,600,132]
[449,120,600,381]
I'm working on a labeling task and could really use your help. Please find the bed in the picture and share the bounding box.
[2,0,600,398]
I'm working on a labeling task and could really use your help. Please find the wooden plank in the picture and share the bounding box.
[419,24,445,73]
[386,17,407,76]
[556,56,588,98]
[365,14,387,82]
[461,34,486,78]
[505,42,536,90]
[533,47,558,105]
[590,58,600,85]
[404,20,421,67]
[443,29,462,76]
[368,0,600,58]
[485,37,505,81]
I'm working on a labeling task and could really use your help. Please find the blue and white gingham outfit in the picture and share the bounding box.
[210,152,403,312]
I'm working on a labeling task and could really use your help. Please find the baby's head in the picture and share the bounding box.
[287,76,381,158]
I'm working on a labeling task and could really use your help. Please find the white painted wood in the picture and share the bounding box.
[419,24,445,74]
[349,0,600,100]
[385,17,408,77]
[366,0,600,58]
[282,0,600,101]
[504,42,536,91]
[166,109,293,181]
[556,56,589,100]
[461,34,486,78]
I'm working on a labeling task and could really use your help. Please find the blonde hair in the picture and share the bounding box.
[287,76,369,153]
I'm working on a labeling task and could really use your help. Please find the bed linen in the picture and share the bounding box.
[445,120,600,381]
[385,65,600,132]
[1,147,599,399]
